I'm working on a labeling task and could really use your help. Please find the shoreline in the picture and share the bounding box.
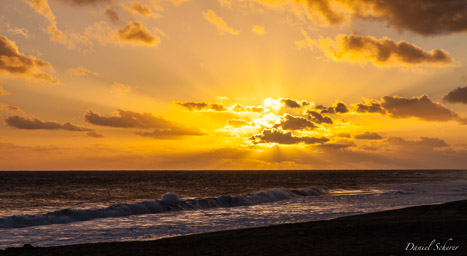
[2,199,467,255]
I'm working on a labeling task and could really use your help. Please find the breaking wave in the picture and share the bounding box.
[0,187,327,228]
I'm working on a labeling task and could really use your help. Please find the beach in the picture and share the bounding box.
[2,199,466,256]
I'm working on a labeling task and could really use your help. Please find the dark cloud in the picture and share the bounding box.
[333,101,349,113]
[319,101,349,114]
[274,114,317,130]
[87,131,104,138]
[118,21,160,46]
[84,109,205,137]
[355,100,386,114]
[307,110,333,124]
[250,129,329,145]
[104,6,120,25]
[5,116,92,131]
[381,95,458,121]
[280,98,312,109]
[443,86,467,104]
[177,101,227,111]
[387,137,449,149]
[177,102,209,111]
[355,0,467,36]
[322,35,452,66]
[280,98,301,108]
[354,95,465,124]
[258,0,467,36]
[355,132,383,140]
[0,35,58,83]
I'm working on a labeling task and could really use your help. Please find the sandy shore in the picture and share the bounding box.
[2,200,467,256]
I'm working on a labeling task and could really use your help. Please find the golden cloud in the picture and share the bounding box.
[121,1,155,17]
[203,9,240,35]
[320,34,453,66]
[252,25,265,35]
[66,67,99,77]
[0,35,59,83]
[24,0,91,50]
[86,21,160,47]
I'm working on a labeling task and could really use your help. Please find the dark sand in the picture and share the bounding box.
[2,200,467,256]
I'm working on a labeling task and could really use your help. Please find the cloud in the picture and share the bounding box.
[203,9,240,35]
[333,101,349,114]
[24,0,91,50]
[351,0,467,36]
[85,21,160,47]
[355,95,466,124]
[274,114,317,130]
[227,119,250,127]
[252,0,467,36]
[381,95,459,122]
[118,21,160,45]
[5,115,92,131]
[295,29,316,51]
[280,98,301,108]
[320,34,453,66]
[177,101,226,111]
[135,126,206,139]
[444,86,467,104]
[121,1,154,17]
[355,132,382,140]
[306,110,333,124]
[319,101,349,114]
[84,109,205,138]
[0,35,58,83]
[355,99,386,114]
[104,6,120,25]
[387,136,449,149]
[176,101,264,113]
[1,21,31,38]
[252,25,265,35]
[111,82,132,97]
[87,131,104,138]
[54,0,112,6]
[66,67,99,77]
[250,129,329,145]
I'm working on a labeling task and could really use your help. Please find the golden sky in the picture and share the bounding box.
[1,0,467,170]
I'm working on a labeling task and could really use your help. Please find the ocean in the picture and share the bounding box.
[1,170,467,249]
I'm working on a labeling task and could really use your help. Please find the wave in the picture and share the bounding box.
[0,187,327,229]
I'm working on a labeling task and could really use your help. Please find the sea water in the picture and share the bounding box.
[1,170,467,248]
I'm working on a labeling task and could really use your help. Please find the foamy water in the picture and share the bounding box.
[1,170,467,249]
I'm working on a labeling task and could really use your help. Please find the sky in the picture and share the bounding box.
[1,0,467,170]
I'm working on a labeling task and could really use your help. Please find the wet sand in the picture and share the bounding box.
[2,199,467,256]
